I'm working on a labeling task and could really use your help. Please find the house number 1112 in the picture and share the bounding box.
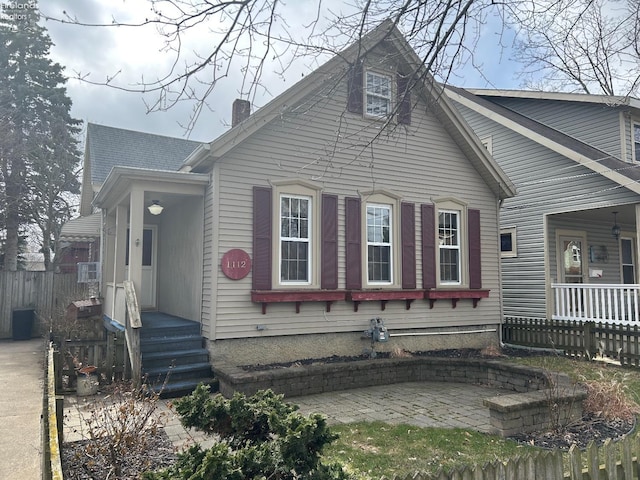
[221,249,252,280]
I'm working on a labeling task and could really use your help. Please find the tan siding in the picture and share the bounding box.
[208,62,502,340]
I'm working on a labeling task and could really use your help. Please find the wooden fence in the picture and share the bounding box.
[390,434,640,480]
[0,271,89,339]
[503,317,640,366]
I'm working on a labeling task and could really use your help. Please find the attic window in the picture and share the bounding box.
[366,71,391,117]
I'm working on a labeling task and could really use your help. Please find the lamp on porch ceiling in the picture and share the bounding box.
[612,211,621,240]
[148,200,164,215]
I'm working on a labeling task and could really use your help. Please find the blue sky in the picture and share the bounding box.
[38,0,524,143]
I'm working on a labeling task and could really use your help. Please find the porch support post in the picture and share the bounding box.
[635,205,640,283]
[111,205,128,320]
[114,205,127,284]
[128,187,145,300]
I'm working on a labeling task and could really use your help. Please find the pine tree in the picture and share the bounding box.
[0,2,81,270]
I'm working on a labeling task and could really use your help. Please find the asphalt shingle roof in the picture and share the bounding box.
[86,123,203,184]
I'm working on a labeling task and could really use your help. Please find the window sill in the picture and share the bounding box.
[425,289,490,309]
[347,290,424,312]
[251,290,346,314]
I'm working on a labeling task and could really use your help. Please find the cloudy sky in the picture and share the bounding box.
[37,0,522,143]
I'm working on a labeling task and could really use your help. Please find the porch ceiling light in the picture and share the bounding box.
[612,211,621,240]
[148,200,164,215]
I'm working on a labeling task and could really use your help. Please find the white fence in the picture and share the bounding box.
[552,283,640,323]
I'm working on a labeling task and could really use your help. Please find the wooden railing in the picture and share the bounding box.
[552,283,640,323]
[122,280,143,385]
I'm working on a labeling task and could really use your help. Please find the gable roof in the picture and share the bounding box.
[445,86,640,195]
[86,123,203,185]
[182,20,516,200]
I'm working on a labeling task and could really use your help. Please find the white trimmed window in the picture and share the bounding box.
[438,210,461,284]
[78,262,100,283]
[366,71,392,117]
[279,194,311,284]
[367,204,392,284]
[500,227,517,258]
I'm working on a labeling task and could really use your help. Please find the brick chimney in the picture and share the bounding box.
[232,99,251,127]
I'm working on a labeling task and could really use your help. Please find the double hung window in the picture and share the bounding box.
[279,195,311,284]
[367,204,392,283]
[438,210,461,284]
[366,71,391,117]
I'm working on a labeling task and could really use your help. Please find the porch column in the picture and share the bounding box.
[128,187,145,301]
[110,205,128,319]
[114,205,128,284]
[636,205,640,283]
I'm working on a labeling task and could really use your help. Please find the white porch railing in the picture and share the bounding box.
[552,283,640,324]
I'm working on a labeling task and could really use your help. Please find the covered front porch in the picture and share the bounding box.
[94,167,209,327]
[547,203,640,323]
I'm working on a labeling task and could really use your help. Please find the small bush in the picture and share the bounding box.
[144,385,352,480]
[582,371,640,422]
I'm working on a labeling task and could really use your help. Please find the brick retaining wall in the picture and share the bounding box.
[212,357,587,437]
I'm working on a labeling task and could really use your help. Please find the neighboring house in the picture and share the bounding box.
[59,124,203,277]
[446,87,640,323]
[86,21,516,371]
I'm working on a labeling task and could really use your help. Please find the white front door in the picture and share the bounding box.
[126,226,157,309]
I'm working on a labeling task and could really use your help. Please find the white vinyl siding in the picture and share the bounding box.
[206,56,503,340]
[454,99,640,319]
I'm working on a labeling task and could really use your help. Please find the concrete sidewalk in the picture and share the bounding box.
[0,338,44,480]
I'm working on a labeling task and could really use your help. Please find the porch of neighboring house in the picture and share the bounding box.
[546,204,640,324]
[94,167,214,395]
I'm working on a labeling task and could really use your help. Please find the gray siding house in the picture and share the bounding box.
[446,87,640,323]
[75,22,516,382]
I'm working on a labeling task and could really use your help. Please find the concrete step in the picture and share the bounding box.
[142,348,210,370]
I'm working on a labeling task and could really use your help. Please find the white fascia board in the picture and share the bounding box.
[446,88,640,196]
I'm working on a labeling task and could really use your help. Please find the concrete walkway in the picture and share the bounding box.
[0,338,44,480]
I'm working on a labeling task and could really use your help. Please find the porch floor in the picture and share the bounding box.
[140,311,200,329]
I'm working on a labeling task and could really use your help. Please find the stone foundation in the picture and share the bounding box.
[208,326,499,366]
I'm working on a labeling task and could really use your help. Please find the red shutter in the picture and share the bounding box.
[421,204,436,289]
[321,194,338,289]
[401,202,416,289]
[397,74,411,125]
[468,208,482,289]
[347,62,364,115]
[252,186,272,290]
[345,196,362,290]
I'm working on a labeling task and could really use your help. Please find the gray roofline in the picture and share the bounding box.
[465,88,640,110]
[445,86,640,195]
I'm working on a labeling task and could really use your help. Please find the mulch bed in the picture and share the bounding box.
[510,413,635,450]
[62,430,177,480]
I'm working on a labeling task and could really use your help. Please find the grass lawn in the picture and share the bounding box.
[320,354,640,479]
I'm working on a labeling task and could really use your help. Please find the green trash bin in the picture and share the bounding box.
[12,308,34,340]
